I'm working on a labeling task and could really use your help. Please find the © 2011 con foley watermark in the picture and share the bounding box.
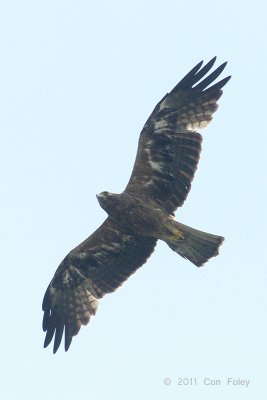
[163,377,250,387]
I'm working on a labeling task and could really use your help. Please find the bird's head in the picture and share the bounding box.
[96,191,119,214]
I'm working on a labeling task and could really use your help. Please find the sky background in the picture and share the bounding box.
[1,1,267,399]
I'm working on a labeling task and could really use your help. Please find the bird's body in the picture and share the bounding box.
[97,191,171,238]
[42,57,231,353]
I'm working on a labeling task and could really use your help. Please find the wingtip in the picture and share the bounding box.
[222,75,231,86]
[43,337,51,349]
[186,59,204,77]
[195,56,217,70]
[65,337,72,352]
[192,60,204,75]
[43,336,62,354]
[52,337,62,354]
[207,56,217,67]
[195,59,204,69]
[212,58,230,70]
[219,60,228,72]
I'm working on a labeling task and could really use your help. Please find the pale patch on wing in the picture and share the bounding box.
[154,119,169,131]
[148,159,164,172]
[69,265,86,280]
[187,120,210,131]
[146,139,153,146]
[145,142,166,173]
[62,269,72,285]
[101,243,120,252]
[85,289,98,314]
[158,95,176,111]
[143,178,154,187]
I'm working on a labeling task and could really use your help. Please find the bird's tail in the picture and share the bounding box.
[165,220,224,267]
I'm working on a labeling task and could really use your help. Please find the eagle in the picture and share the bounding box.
[42,57,231,353]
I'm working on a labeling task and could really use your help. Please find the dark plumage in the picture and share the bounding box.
[42,57,230,353]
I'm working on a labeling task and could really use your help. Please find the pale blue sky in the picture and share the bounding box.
[1,1,266,399]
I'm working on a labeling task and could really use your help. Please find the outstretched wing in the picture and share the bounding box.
[42,218,157,353]
[125,57,231,214]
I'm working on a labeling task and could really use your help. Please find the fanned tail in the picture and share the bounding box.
[165,221,224,267]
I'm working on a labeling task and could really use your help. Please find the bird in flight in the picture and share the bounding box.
[42,57,231,353]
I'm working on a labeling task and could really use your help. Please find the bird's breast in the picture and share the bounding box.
[110,194,167,238]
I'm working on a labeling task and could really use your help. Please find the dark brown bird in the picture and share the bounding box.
[42,57,231,353]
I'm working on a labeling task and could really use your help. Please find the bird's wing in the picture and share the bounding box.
[42,218,157,353]
[125,57,231,214]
